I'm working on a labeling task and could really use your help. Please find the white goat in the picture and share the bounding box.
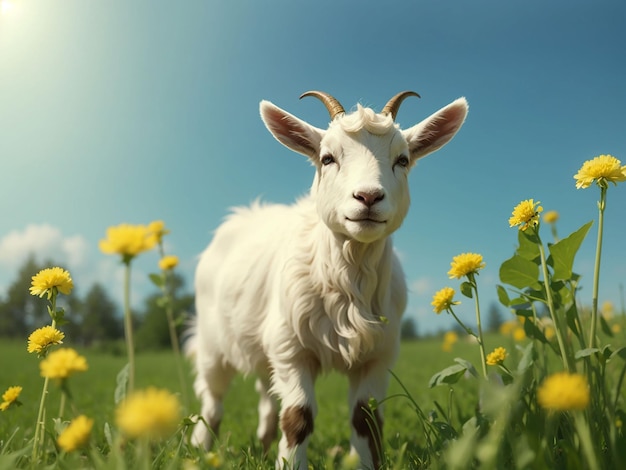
[189,91,468,469]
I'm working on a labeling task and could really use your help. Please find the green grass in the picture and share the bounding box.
[0,334,515,468]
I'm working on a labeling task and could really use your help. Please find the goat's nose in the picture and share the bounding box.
[353,189,385,207]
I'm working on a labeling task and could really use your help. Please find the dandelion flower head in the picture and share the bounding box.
[431,287,459,314]
[447,253,485,279]
[159,255,179,271]
[442,331,459,352]
[57,415,93,452]
[27,326,65,355]
[537,372,590,411]
[509,199,543,231]
[0,386,22,411]
[574,154,626,189]
[99,224,157,261]
[29,267,73,299]
[116,387,181,440]
[40,348,88,380]
[148,220,170,244]
[486,347,508,366]
[542,210,559,224]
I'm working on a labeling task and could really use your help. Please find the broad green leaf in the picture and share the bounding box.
[499,254,540,289]
[454,357,479,378]
[516,229,540,261]
[496,285,510,307]
[429,364,467,388]
[460,281,473,299]
[548,221,593,280]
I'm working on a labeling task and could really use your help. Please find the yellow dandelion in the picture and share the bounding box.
[205,451,223,468]
[543,210,559,224]
[431,287,459,314]
[148,220,170,244]
[486,347,508,366]
[99,223,157,261]
[544,326,556,340]
[159,255,179,271]
[537,372,590,411]
[512,326,526,342]
[40,348,88,380]
[612,323,622,334]
[509,199,543,231]
[499,320,516,336]
[0,386,22,411]
[27,326,65,355]
[447,253,485,279]
[29,267,73,299]
[574,154,626,189]
[57,415,93,452]
[115,387,181,440]
[442,331,459,351]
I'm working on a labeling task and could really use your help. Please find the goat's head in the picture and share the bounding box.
[260,91,468,243]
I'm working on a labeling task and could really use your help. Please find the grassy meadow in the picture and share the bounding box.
[0,335,500,468]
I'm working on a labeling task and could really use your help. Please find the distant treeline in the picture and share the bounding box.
[0,255,194,351]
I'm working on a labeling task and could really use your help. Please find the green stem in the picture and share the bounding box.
[588,186,606,349]
[574,411,600,470]
[31,293,58,465]
[466,274,488,379]
[123,261,135,393]
[537,238,574,372]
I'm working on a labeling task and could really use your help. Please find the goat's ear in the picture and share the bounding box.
[260,100,324,159]
[402,97,468,162]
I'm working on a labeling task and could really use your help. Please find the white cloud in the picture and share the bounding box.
[409,276,433,296]
[0,224,89,268]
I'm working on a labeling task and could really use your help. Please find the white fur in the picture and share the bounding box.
[189,94,468,469]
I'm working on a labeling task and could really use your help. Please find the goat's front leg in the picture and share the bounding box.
[272,359,318,470]
[348,362,389,470]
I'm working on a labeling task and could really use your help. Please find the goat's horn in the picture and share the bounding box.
[382,91,421,120]
[300,91,345,120]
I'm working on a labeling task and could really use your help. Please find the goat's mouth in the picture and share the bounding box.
[345,217,387,225]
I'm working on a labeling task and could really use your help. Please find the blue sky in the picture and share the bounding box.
[0,0,624,334]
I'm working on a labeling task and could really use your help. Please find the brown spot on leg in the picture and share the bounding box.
[280,405,314,448]
[352,400,383,469]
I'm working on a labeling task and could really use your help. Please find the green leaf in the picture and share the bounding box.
[460,282,473,299]
[454,357,479,378]
[429,364,467,388]
[610,347,626,362]
[565,303,581,336]
[115,363,130,404]
[496,285,510,307]
[548,221,593,280]
[499,254,540,289]
[600,314,614,337]
[575,348,600,359]
[516,229,540,261]
[517,342,535,373]
[523,320,548,344]
[149,273,165,288]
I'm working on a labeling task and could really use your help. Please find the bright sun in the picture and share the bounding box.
[0,0,14,15]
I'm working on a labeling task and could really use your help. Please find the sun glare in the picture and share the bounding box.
[0,0,14,15]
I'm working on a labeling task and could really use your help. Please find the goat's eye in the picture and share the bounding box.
[395,155,410,168]
[321,154,335,166]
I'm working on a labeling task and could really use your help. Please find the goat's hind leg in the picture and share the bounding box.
[191,356,235,449]
[255,377,279,453]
